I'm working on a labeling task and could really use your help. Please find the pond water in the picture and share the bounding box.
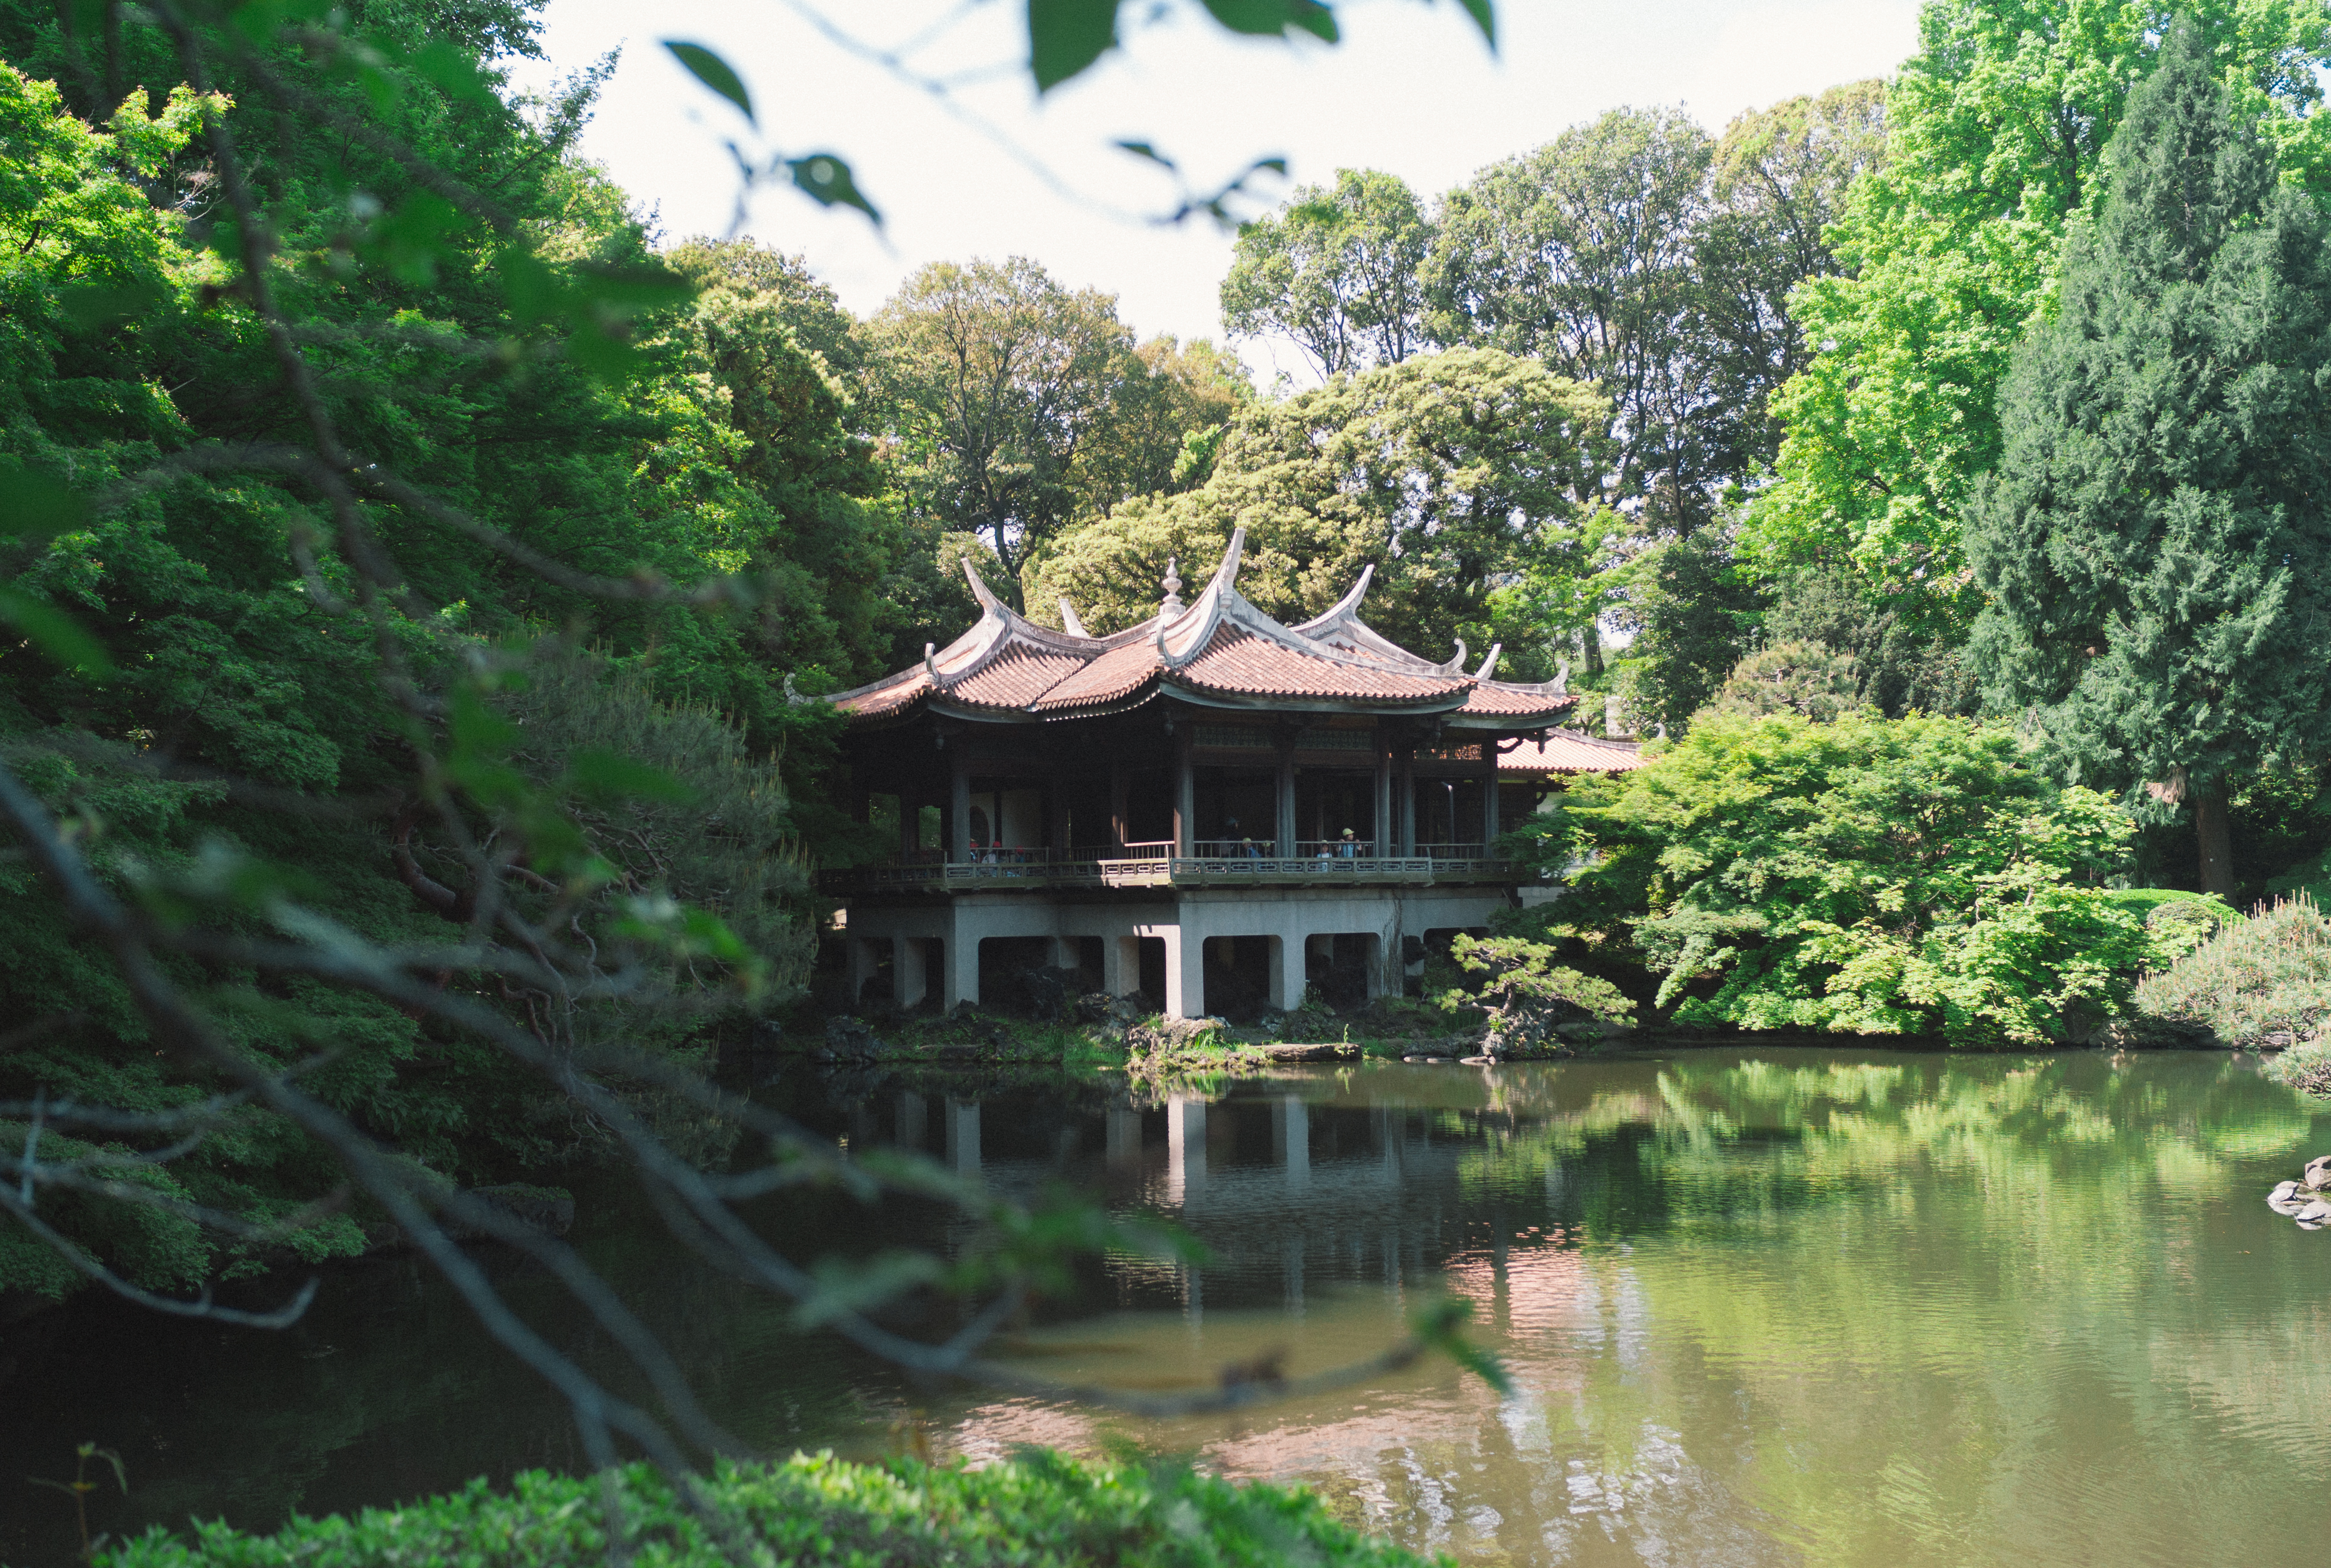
[7,1049,2330,1567]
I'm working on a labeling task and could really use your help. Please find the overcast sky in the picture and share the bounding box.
[508,0,1924,380]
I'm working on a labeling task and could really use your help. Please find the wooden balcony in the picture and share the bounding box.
[818,844,1523,897]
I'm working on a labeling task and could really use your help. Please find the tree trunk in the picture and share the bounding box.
[2194,791,2236,902]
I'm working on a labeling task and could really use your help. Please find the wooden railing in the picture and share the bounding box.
[818,849,1517,895]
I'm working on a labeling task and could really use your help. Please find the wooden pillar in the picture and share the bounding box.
[1172,727,1193,858]
[1398,746,1417,855]
[1374,733,1393,857]
[1483,739,1502,852]
[949,746,971,864]
[1276,742,1297,857]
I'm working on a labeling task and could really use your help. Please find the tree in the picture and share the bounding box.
[1220,168,1433,377]
[1695,80,1887,474]
[1748,0,2331,634]
[1065,333,1251,511]
[1612,523,1764,732]
[1527,712,2155,1044]
[1032,348,1607,670]
[1966,18,2331,901]
[1422,108,1714,512]
[1704,641,1860,723]
[869,257,1138,605]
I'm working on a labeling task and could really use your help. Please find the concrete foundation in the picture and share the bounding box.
[842,885,1511,1019]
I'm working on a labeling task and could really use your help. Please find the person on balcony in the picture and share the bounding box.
[1336,828,1361,857]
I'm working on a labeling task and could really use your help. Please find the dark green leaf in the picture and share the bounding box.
[565,747,696,806]
[58,276,171,330]
[0,459,90,545]
[662,41,754,126]
[0,585,112,676]
[1029,0,1118,92]
[1115,140,1176,170]
[368,192,461,286]
[1455,0,1496,49]
[786,154,881,224]
[1199,0,1336,41]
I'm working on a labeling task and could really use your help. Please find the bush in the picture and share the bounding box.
[1518,711,2160,1044]
[2138,894,2331,1053]
[101,1450,1438,1568]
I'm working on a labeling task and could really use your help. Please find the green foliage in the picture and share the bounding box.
[1446,935,1634,1057]
[1535,711,2157,1044]
[1749,0,2331,630]
[1966,19,2331,822]
[1033,347,1605,672]
[1220,168,1433,376]
[99,1449,1439,1568]
[2138,893,2331,1050]
[1609,523,1763,734]
[1704,640,1860,723]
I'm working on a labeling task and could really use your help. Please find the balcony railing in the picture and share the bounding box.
[819,843,1516,895]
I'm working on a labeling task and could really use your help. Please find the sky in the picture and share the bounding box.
[507,0,1924,381]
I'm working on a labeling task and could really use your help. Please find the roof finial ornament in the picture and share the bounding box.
[923,642,949,691]
[1160,557,1185,616]
[1552,657,1570,696]
[1440,638,1468,675]
[1473,644,1502,683]
[1058,598,1089,638]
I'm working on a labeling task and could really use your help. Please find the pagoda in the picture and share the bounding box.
[823,529,1641,1019]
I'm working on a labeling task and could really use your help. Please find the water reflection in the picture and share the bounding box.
[7,1050,2330,1568]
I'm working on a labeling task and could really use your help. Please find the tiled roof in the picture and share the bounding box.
[829,532,1586,727]
[1175,627,1466,703]
[1500,731,1645,774]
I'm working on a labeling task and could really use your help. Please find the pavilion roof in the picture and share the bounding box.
[827,529,1582,729]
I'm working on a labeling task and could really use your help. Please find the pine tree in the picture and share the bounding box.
[1966,16,2331,899]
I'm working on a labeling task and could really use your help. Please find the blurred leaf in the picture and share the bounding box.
[0,585,111,676]
[792,1251,946,1328]
[399,36,499,107]
[227,0,334,45]
[368,192,461,286]
[0,459,90,545]
[59,276,171,330]
[785,154,880,224]
[1029,0,1118,91]
[1412,1295,1511,1395]
[662,41,754,125]
[1114,140,1175,169]
[1199,0,1337,42]
[446,686,517,761]
[1454,0,1496,49]
[564,748,695,806]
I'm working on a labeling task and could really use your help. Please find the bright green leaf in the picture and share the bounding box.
[785,154,880,224]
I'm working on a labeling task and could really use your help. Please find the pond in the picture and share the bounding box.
[6,1048,2329,1567]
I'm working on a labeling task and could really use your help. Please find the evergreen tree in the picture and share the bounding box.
[1967,17,2331,898]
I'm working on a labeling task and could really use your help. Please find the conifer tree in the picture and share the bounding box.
[1967,16,2331,898]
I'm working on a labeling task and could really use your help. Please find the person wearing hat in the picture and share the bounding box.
[1335,827,1360,858]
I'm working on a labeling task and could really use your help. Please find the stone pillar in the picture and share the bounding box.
[946,1098,980,1177]
[846,937,880,1009]
[1172,730,1194,857]
[949,748,971,863]
[1166,1094,1207,1206]
[1272,1096,1310,1189]
[1276,744,1297,857]
[1048,936,1082,973]
[892,936,927,1009]
[1161,924,1204,1020]
[1266,933,1307,1012]
[942,925,979,1010]
[895,1089,926,1151]
[1103,933,1142,997]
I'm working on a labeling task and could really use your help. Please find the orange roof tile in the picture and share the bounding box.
[1499,732,1645,774]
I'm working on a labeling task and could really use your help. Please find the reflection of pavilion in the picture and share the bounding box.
[823,531,1639,1017]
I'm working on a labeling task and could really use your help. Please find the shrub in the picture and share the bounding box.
[1447,936,1635,1057]
[1517,711,2158,1044]
[1702,639,1862,723]
[2137,894,2331,1054]
[101,1449,1438,1568]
